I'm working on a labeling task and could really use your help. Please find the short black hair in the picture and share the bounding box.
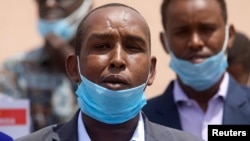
[228,32,250,70]
[160,0,228,30]
[74,3,151,55]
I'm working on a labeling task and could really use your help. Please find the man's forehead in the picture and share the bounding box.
[77,5,150,43]
[85,6,141,24]
[81,6,148,35]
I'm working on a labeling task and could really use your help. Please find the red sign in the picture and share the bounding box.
[0,109,26,125]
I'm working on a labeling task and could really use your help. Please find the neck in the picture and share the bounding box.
[82,113,139,141]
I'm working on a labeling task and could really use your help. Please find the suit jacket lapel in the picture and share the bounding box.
[155,81,182,129]
[55,110,79,141]
[143,112,173,141]
[223,76,250,124]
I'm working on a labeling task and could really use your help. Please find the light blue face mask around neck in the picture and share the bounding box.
[75,57,147,124]
[164,25,229,91]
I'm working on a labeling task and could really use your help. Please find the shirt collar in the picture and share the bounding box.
[131,112,145,141]
[77,112,90,141]
[174,72,229,103]
[77,112,145,141]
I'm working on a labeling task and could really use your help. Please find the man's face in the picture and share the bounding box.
[75,7,155,90]
[163,0,229,64]
[36,0,84,20]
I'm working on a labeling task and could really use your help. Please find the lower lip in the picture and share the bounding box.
[191,58,206,64]
[105,83,125,90]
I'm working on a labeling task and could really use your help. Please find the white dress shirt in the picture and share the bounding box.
[77,112,145,141]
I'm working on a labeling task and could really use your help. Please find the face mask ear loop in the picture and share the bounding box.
[144,72,150,90]
[76,56,81,74]
[221,24,230,61]
[247,71,250,87]
[143,60,153,91]
[222,24,230,52]
[64,0,93,25]
[76,56,83,85]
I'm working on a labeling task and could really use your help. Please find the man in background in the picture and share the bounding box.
[0,0,93,131]
[227,31,250,87]
[143,0,250,141]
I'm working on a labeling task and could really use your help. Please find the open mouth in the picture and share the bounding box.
[102,75,128,90]
[190,56,207,63]
[188,54,210,64]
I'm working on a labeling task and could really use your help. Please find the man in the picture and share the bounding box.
[15,3,203,141]
[0,0,93,131]
[143,0,250,141]
[227,31,250,87]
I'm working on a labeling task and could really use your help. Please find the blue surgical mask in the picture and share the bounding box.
[75,57,147,124]
[38,19,75,41]
[37,0,92,41]
[164,25,229,91]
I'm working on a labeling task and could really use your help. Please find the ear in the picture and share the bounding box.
[160,31,169,54]
[147,56,157,86]
[227,24,236,49]
[65,54,81,83]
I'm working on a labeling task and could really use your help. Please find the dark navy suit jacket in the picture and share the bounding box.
[143,75,250,130]
[15,110,203,141]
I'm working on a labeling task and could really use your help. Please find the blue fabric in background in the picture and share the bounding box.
[0,131,13,141]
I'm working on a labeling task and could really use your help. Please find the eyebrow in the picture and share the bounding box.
[124,35,147,45]
[88,33,147,45]
[88,33,113,41]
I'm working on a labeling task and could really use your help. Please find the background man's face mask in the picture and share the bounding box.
[37,0,92,41]
[164,25,229,91]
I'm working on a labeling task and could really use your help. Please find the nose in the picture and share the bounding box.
[188,32,204,50]
[44,0,57,8]
[109,45,126,70]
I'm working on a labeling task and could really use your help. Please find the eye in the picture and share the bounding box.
[173,27,190,37]
[199,25,216,34]
[201,27,214,33]
[124,43,143,53]
[93,43,111,50]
